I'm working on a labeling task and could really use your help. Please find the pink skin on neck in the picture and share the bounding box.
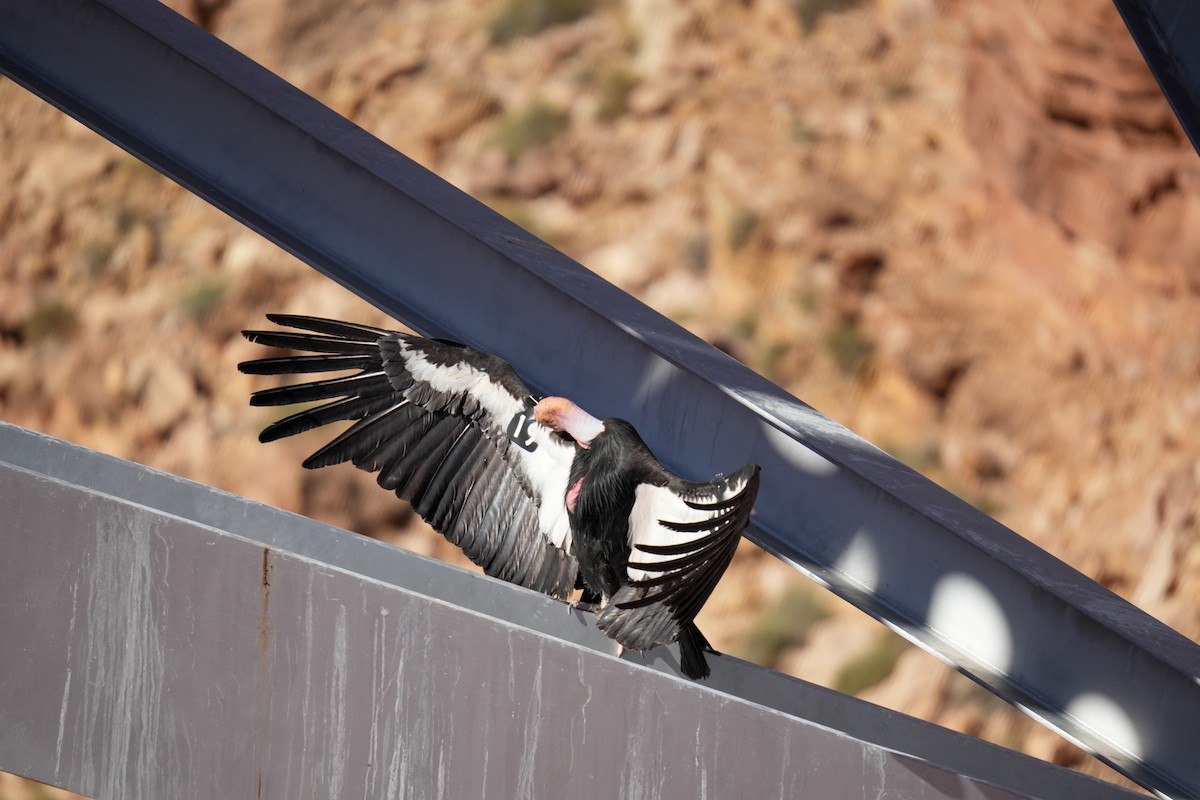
[533,397,604,449]
[535,397,603,514]
[566,477,584,513]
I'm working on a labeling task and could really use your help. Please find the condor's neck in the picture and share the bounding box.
[569,436,641,521]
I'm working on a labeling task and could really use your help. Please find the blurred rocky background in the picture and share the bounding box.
[3,0,1199,795]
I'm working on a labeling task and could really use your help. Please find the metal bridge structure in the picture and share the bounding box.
[0,0,1197,797]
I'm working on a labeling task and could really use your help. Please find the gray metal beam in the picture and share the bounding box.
[1113,0,1200,158]
[0,421,1145,800]
[0,1,1197,797]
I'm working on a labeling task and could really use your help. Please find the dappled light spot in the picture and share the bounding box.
[1065,692,1144,761]
[631,357,676,410]
[928,572,1013,674]
[759,418,840,477]
[832,528,881,593]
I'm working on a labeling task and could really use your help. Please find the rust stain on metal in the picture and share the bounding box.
[261,546,273,589]
[259,546,272,651]
[256,546,273,800]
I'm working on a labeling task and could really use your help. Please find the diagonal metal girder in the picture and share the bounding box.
[0,1,1198,797]
[0,421,1147,800]
[1113,0,1200,158]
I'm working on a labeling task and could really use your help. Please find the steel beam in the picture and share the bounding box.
[0,421,1146,800]
[1,1,1198,797]
[1113,0,1200,158]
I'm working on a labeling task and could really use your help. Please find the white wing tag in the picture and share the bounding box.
[506,407,540,452]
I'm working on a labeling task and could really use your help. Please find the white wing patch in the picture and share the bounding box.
[522,420,575,551]
[400,341,523,420]
[626,477,745,583]
[397,339,575,553]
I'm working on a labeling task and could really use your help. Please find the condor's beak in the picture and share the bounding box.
[534,397,604,448]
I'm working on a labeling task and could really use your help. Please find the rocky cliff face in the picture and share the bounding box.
[3,0,1197,792]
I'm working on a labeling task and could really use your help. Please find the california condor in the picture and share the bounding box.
[239,315,760,680]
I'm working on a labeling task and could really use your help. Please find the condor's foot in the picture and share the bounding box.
[566,598,601,614]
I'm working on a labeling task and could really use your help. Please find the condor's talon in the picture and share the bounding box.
[568,599,600,614]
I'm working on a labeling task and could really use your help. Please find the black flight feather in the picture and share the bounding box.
[240,316,578,600]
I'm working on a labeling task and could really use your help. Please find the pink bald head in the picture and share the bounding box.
[534,397,604,448]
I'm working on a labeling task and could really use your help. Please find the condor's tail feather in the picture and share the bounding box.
[678,623,715,680]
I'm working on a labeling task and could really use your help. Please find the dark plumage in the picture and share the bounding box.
[239,314,760,680]
[563,418,759,678]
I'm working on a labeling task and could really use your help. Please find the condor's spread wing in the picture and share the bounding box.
[239,314,578,598]
[596,463,760,649]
